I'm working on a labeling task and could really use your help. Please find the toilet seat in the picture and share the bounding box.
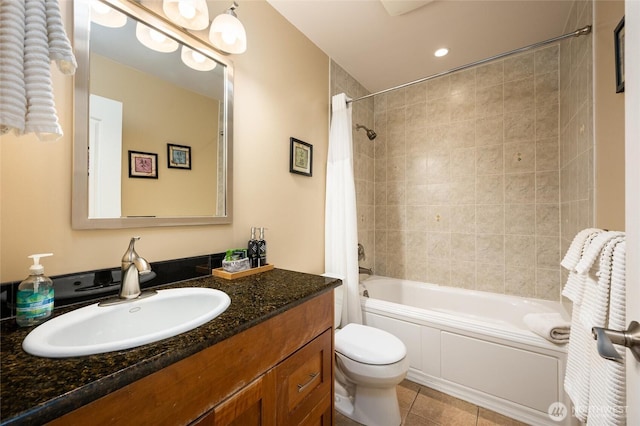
[335,323,406,365]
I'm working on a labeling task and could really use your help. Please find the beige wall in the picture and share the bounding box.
[0,0,329,281]
[594,0,625,230]
[91,53,219,217]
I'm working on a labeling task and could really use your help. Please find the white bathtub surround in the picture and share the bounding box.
[0,0,76,140]
[359,275,573,426]
[326,93,361,325]
[561,230,627,425]
[523,312,570,343]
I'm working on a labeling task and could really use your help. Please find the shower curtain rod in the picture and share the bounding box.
[347,25,592,104]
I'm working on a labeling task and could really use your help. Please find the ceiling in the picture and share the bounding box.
[266,0,575,94]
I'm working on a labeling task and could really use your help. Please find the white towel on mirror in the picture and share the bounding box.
[523,313,570,343]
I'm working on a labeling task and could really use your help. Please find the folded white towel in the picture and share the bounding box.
[560,228,601,270]
[523,312,570,344]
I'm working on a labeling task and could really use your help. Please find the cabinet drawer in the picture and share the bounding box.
[275,329,332,425]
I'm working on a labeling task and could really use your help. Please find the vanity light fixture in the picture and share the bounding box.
[209,2,247,54]
[434,48,449,57]
[181,46,217,71]
[90,0,126,28]
[135,22,179,53]
[162,0,210,31]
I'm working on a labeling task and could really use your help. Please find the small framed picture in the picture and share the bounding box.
[289,137,313,177]
[128,150,158,179]
[167,143,191,170]
[614,16,625,93]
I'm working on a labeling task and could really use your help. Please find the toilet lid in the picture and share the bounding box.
[335,323,406,365]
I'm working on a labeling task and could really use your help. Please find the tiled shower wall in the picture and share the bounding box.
[371,45,563,299]
[559,0,594,281]
[329,0,593,301]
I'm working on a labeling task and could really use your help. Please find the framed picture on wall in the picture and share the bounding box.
[128,151,158,179]
[614,16,625,93]
[167,143,192,170]
[289,137,313,177]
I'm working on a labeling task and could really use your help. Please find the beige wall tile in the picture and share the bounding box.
[504,52,534,82]
[504,109,535,142]
[505,173,535,203]
[450,89,476,122]
[450,205,476,234]
[476,234,504,264]
[476,61,504,88]
[427,97,451,124]
[427,232,451,258]
[536,204,560,236]
[476,84,504,118]
[535,72,559,107]
[449,119,476,148]
[450,261,476,288]
[427,76,450,100]
[476,204,505,234]
[536,267,561,300]
[476,115,504,146]
[536,138,559,171]
[476,264,505,293]
[476,145,504,175]
[451,233,476,261]
[476,175,504,204]
[536,171,560,203]
[535,45,560,74]
[450,178,476,205]
[426,205,451,232]
[505,266,536,297]
[406,183,427,205]
[505,235,535,266]
[505,203,536,235]
[504,78,535,112]
[426,259,451,286]
[504,142,535,173]
[536,236,560,268]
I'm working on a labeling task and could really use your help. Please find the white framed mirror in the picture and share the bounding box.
[72,0,233,229]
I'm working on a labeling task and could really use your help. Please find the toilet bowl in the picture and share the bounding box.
[334,323,409,426]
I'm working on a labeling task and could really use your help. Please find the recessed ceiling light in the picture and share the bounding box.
[434,48,449,57]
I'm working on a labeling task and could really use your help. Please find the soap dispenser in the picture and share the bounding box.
[16,253,54,327]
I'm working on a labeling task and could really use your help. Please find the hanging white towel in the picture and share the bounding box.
[561,229,602,304]
[587,240,626,426]
[0,0,76,141]
[561,228,602,270]
[575,231,625,275]
[579,236,625,329]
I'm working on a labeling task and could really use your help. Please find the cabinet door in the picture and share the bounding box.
[192,372,276,426]
[275,329,332,425]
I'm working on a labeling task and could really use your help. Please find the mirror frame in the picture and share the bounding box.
[72,0,233,229]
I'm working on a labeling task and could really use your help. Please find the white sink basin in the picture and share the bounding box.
[22,287,231,358]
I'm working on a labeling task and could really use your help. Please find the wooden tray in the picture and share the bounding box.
[212,264,274,280]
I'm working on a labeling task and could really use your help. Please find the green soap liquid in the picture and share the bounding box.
[16,288,54,326]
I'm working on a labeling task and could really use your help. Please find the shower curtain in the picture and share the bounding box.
[325,93,362,325]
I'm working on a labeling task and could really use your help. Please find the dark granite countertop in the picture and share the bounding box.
[0,268,340,425]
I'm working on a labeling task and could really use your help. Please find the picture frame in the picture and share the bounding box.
[128,150,158,179]
[614,16,625,93]
[167,143,192,170]
[289,137,313,177]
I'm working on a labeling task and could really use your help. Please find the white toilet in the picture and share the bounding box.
[333,287,409,426]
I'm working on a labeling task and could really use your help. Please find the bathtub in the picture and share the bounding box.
[359,275,577,426]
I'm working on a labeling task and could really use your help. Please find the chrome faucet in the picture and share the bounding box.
[120,237,152,299]
[99,237,156,307]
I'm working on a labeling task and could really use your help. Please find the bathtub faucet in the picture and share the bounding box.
[359,266,373,275]
[357,243,366,261]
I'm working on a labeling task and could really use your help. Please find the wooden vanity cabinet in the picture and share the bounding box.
[48,291,334,426]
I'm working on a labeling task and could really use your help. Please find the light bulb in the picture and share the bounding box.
[178,0,196,19]
[434,48,449,57]
[191,51,206,64]
[92,1,110,15]
[149,29,167,44]
[221,31,237,45]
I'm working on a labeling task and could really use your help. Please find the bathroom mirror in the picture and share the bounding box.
[72,0,233,229]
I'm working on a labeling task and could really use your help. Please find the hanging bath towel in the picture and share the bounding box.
[0,0,76,141]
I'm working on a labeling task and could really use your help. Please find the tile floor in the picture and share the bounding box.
[335,380,528,426]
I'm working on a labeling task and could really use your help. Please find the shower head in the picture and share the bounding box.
[355,124,377,140]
